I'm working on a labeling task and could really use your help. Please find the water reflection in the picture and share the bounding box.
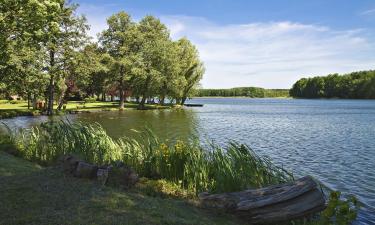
[1,108,200,142]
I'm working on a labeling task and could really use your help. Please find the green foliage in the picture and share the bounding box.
[136,177,195,199]
[290,70,375,99]
[83,97,97,103]
[6,121,293,194]
[319,191,358,225]
[197,87,290,98]
[292,191,359,225]
[9,121,122,165]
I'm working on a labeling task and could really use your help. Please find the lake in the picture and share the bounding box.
[1,98,375,223]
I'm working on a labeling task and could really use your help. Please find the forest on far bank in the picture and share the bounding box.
[196,87,289,98]
[290,70,375,99]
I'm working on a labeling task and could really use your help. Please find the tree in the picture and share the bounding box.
[41,1,89,115]
[175,38,205,105]
[99,11,139,109]
[131,16,172,109]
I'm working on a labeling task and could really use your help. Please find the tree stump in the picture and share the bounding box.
[199,176,326,224]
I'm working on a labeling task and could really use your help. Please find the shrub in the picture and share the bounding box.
[84,97,97,103]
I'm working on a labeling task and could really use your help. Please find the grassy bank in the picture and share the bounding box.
[5,121,292,194]
[1,122,359,224]
[0,151,241,225]
[0,100,171,119]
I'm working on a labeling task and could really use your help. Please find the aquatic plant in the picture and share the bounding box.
[8,121,121,165]
[5,121,293,194]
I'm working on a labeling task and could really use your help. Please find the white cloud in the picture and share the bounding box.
[361,8,375,16]
[161,16,375,88]
[77,6,375,88]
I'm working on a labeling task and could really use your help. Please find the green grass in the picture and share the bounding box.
[0,151,241,225]
[0,100,171,119]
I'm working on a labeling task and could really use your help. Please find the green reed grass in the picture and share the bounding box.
[4,121,293,194]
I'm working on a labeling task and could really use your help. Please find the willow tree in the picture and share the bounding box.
[99,11,139,109]
[176,38,205,105]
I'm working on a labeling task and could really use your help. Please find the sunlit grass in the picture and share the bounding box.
[0,151,241,225]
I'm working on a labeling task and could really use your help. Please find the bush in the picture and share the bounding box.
[8,100,20,104]
[84,97,97,103]
[136,177,195,199]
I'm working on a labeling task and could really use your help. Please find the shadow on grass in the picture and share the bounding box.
[0,151,240,225]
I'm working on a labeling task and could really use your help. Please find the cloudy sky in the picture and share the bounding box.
[74,0,375,88]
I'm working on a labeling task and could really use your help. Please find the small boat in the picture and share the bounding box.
[184,103,204,107]
[199,176,325,224]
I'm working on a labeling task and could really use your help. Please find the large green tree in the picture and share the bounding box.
[99,11,139,109]
[175,38,205,105]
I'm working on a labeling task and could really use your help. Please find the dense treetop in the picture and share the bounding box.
[0,0,204,112]
[289,70,375,99]
[197,87,289,98]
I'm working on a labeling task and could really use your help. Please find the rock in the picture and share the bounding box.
[62,155,82,174]
[74,161,98,179]
[97,166,111,185]
[107,165,139,188]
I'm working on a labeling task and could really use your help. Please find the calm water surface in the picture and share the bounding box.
[1,98,375,223]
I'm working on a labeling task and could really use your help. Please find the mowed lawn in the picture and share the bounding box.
[0,100,170,113]
[0,151,241,225]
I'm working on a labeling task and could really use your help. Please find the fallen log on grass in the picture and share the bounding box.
[199,176,325,224]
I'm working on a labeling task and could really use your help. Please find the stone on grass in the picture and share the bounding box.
[97,166,111,185]
[107,165,139,188]
[74,161,98,179]
[62,155,82,174]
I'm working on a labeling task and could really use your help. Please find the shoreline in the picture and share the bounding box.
[0,101,173,120]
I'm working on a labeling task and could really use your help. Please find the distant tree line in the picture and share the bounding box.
[290,70,375,99]
[0,1,204,113]
[196,87,289,98]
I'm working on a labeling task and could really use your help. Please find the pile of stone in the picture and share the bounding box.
[61,155,139,187]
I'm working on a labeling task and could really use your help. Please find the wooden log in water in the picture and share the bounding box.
[199,176,325,224]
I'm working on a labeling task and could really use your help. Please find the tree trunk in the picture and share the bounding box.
[159,95,165,105]
[119,88,124,109]
[138,75,151,109]
[47,50,55,115]
[110,95,114,102]
[27,92,31,109]
[181,97,187,105]
[118,67,125,110]
[199,176,325,224]
[139,96,147,110]
[32,95,37,110]
[57,87,69,111]
[159,82,167,105]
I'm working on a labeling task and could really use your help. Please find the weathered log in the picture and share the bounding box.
[199,176,325,224]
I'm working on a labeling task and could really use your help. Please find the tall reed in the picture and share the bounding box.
[4,121,293,194]
[8,121,121,165]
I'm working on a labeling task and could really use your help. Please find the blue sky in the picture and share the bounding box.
[74,0,375,88]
